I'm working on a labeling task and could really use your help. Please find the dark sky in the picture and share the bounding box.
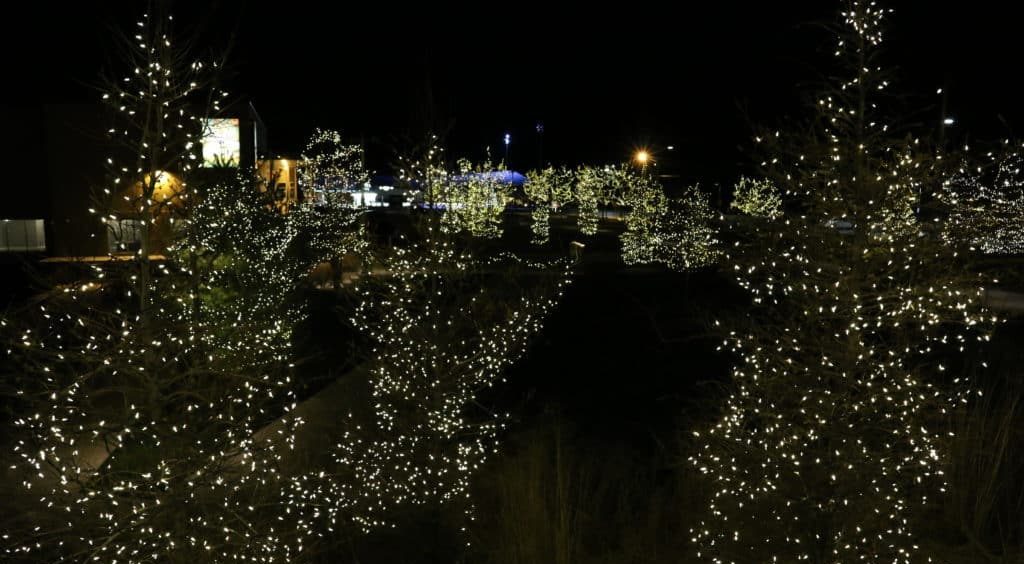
[4,1,1023,183]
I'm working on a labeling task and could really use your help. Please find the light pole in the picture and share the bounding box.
[504,133,511,168]
[536,121,544,168]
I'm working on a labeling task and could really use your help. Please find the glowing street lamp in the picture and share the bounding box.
[634,149,650,173]
[504,133,511,166]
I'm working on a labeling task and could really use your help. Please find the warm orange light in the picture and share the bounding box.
[141,170,183,202]
[635,150,650,165]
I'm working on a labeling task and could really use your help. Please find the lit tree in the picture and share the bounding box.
[4,9,578,563]
[548,167,575,215]
[619,167,721,271]
[0,11,363,562]
[438,159,511,239]
[4,182,309,562]
[690,2,998,562]
[173,170,366,366]
[524,166,576,246]
[396,134,448,209]
[620,171,667,265]
[524,167,560,245]
[2,147,377,561]
[299,128,368,202]
[94,5,227,331]
[295,129,370,288]
[730,176,783,219]
[574,166,604,236]
[269,233,574,543]
[938,142,1024,255]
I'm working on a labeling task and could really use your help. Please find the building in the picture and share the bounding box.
[258,156,302,210]
[0,101,288,260]
[200,102,266,171]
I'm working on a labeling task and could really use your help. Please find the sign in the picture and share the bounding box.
[202,118,241,167]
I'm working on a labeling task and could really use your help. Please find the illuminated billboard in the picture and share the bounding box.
[202,118,241,167]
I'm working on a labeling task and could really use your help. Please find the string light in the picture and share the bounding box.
[574,166,604,236]
[523,166,572,246]
[621,179,721,271]
[4,125,369,561]
[300,128,368,205]
[731,177,783,219]
[282,236,575,534]
[4,87,571,561]
[437,159,511,239]
[691,2,999,562]
[524,165,720,270]
[939,142,1024,255]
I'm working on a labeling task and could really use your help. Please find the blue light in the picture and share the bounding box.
[504,133,511,145]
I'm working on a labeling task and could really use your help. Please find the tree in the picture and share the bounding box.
[299,128,369,203]
[573,166,604,236]
[94,5,226,332]
[620,173,721,272]
[1,10,374,561]
[173,168,366,366]
[730,177,782,219]
[524,166,571,246]
[345,237,571,528]
[229,228,577,559]
[938,142,1024,255]
[3,150,375,561]
[396,134,448,209]
[690,2,998,562]
[438,159,511,239]
[295,128,370,288]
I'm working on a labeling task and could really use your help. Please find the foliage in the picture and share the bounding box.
[573,166,605,236]
[173,171,366,366]
[730,177,783,219]
[524,167,560,245]
[438,159,512,239]
[621,178,720,271]
[277,236,574,535]
[938,143,1024,255]
[300,128,369,202]
[690,2,1001,562]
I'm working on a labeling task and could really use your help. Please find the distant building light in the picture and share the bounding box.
[943,117,955,125]
[667,145,675,151]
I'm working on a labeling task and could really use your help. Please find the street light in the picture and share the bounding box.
[634,149,650,173]
[504,133,511,166]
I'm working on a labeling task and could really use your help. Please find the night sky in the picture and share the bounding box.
[4,1,1023,183]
